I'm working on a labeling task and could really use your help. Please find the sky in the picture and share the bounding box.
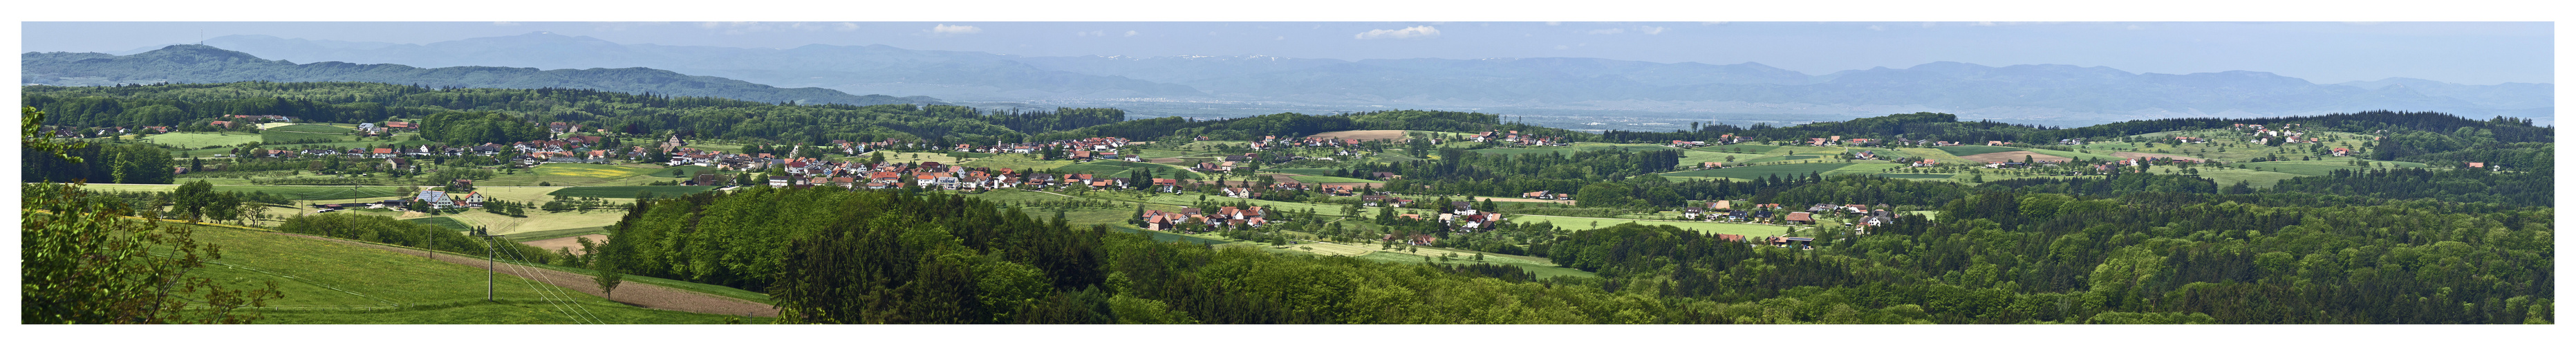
[15,21,2556,85]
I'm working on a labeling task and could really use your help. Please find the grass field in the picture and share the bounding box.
[2019,147,2126,161]
[1696,144,1782,154]
[1826,163,1904,176]
[261,131,351,143]
[1935,145,2027,156]
[146,132,268,148]
[418,208,633,236]
[185,226,756,323]
[1660,163,1858,180]
[1742,154,1819,163]
[1895,148,1969,163]
[476,163,671,186]
[643,165,720,179]
[2165,166,2310,188]
[404,217,474,232]
[1877,173,1956,179]
[268,124,356,133]
[548,185,718,199]
[501,226,610,242]
[959,154,1078,172]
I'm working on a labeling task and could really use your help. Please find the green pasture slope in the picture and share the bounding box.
[404,217,474,232]
[146,132,268,148]
[1695,144,1781,154]
[186,225,760,323]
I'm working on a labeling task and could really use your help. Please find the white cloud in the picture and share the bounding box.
[1921,21,1936,28]
[1867,25,1886,31]
[834,22,859,31]
[1701,21,1728,26]
[1545,21,1562,26]
[2127,24,2144,30]
[928,24,982,35]
[1638,26,1666,35]
[2342,21,2387,26]
[1124,30,1139,37]
[1354,26,1440,39]
[1587,28,1625,35]
[492,21,521,26]
[1972,21,1997,26]
[1275,35,1286,41]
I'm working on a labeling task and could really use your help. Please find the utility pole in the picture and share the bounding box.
[473,227,502,302]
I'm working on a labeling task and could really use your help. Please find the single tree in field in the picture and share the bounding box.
[581,237,624,300]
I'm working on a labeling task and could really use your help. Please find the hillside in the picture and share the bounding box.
[22,45,942,107]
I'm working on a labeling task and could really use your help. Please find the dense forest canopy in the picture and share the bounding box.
[590,183,2549,324]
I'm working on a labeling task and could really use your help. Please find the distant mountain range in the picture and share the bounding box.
[24,44,942,107]
[55,33,2557,125]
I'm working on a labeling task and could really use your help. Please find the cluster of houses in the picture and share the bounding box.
[250,138,624,166]
[1139,206,1272,231]
[1468,130,1571,147]
[306,188,487,212]
[1675,201,1896,228]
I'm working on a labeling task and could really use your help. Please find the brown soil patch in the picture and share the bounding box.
[1305,130,1408,141]
[2110,152,2206,162]
[270,233,777,318]
[1956,151,2070,163]
[520,234,608,256]
[1268,174,1302,183]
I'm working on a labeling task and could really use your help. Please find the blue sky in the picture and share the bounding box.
[19,21,2554,84]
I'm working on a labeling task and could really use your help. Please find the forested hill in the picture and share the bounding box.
[22,45,941,107]
[24,82,1120,145]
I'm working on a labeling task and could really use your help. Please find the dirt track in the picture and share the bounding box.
[273,233,778,318]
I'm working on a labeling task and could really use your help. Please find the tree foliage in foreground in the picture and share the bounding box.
[21,183,283,324]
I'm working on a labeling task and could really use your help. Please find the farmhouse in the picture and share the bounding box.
[1784,212,1815,224]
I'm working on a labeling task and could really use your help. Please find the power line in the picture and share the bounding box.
[480,235,597,324]
[496,244,609,324]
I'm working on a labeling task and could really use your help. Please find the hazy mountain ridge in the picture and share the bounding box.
[87,33,2555,125]
[22,44,941,107]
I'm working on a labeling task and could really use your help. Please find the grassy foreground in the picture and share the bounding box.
[185,225,765,324]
